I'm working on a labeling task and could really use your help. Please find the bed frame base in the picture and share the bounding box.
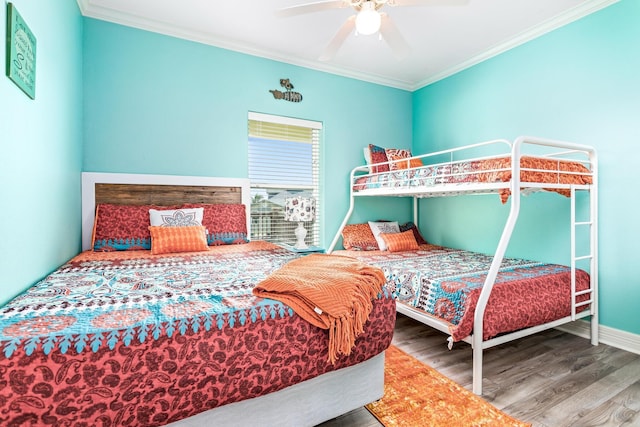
[167,352,385,427]
[397,301,598,395]
[397,301,594,350]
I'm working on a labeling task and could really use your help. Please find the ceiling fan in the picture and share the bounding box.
[277,0,470,61]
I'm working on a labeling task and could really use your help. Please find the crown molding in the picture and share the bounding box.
[410,0,620,91]
[75,0,415,90]
[77,0,619,92]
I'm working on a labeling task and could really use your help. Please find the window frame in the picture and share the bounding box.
[247,112,322,247]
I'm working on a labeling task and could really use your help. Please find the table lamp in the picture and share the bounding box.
[284,196,316,249]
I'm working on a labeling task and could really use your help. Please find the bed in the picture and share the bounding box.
[328,135,599,395]
[0,173,396,427]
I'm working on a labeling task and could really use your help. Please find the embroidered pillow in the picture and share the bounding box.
[149,226,209,255]
[380,230,419,252]
[342,223,379,251]
[367,144,390,174]
[149,208,204,227]
[180,203,249,245]
[368,221,400,251]
[385,148,423,171]
[93,203,178,251]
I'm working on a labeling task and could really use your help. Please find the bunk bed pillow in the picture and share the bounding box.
[399,222,428,245]
[366,144,390,174]
[385,148,423,170]
[368,221,400,251]
[149,225,209,255]
[149,208,204,227]
[380,229,419,252]
[341,223,379,251]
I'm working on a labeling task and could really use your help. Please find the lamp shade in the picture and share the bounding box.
[284,197,316,222]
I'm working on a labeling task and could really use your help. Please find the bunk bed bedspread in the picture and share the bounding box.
[0,241,395,426]
[337,244,590,342]
[355,155,593,202]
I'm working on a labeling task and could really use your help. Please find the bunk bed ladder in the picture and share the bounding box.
[570,177,599,346]
[571,186,590,318]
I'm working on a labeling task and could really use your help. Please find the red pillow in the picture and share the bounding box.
[92,203,178,251]
[180,204,249,245]
[342,223,379,251]
[367,144,390,174]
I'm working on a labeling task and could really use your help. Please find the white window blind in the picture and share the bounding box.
[248,112,321,246]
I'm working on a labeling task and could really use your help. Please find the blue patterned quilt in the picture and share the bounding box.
[0,242,300,358]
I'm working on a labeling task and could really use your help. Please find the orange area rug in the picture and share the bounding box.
[366,346,531,427]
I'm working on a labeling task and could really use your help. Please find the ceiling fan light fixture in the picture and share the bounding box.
[355,2,381,35]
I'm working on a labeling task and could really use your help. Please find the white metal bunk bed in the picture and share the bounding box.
[328,135,599,395]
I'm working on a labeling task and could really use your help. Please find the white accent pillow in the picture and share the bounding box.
[368,221,400,251]
[149,208,204,227]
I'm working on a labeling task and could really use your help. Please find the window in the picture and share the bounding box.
[248,112,321,246]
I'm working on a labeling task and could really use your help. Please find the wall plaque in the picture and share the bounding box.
[6,3,36,99]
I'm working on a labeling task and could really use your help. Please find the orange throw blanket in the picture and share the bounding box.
[253,254,386,364]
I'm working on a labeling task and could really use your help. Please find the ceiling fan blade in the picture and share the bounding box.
[379,14,410,60]
[276,0,350,17]
[319,15,356,61]
[388,0,470,6]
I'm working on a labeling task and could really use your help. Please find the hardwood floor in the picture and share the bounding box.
[319,314,640,427]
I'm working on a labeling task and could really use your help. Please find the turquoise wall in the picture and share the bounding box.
[82,18,413,248]
[412,0,639,335]
[3,1,635,339]
[0,0,83,305]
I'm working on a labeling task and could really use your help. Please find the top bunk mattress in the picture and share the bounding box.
[0,241,395,426]
[354,154,594,202]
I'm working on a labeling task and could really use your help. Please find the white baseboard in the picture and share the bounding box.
[556,320,640,355]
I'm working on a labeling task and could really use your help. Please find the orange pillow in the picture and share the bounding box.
[385,148,423,170]
[149,226,209,255]
[380,230,419,252]
[342,223,379,251]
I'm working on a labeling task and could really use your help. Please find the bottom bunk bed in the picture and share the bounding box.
[336,243,592,344]
[0,173,396,427]
[335,240,596,396]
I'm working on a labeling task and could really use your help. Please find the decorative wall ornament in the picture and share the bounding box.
[269,78,303,103]
[6,3,36,99]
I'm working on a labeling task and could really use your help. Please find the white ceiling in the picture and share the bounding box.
[77,0,618,91]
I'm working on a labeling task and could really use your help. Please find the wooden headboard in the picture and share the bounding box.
[81,172,251,251]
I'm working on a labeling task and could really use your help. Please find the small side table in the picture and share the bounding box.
[280,244,325,255]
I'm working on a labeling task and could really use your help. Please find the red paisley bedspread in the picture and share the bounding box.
[0,242,395,426]
[337,245,591,341]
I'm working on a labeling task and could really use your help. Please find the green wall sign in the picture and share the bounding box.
[6,3,36,99]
